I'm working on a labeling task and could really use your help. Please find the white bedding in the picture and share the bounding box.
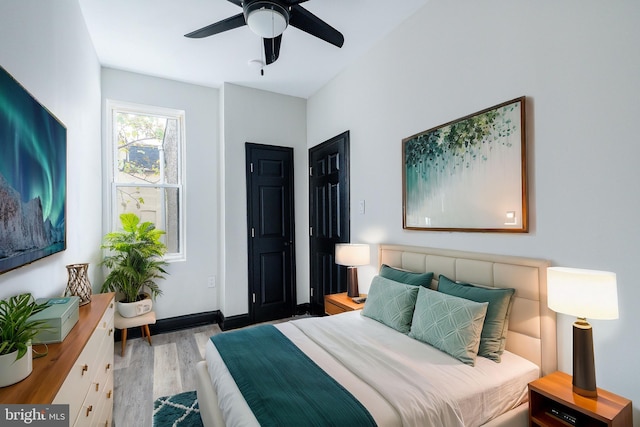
[205,311,540,427]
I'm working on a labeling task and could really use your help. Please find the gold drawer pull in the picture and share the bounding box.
[105,363,111,371]
[81,364,88,375]
[86,405,93,417]
[95,382,100,391]
[107,390,112,399]
[110,302,114,309]
[108,328,113,336]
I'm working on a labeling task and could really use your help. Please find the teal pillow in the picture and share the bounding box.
[437,275,515,362]
[409,287,488,366]
[362,275,419,333]
[380,264,434,288]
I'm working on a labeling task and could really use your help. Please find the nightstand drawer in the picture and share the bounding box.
[324,292,366,315]
[325,299,348,315]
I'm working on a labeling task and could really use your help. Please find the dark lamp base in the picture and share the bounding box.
[347,267,359,297]
[573,319,597,398]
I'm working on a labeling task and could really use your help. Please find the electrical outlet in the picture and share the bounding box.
[207,276,216,288]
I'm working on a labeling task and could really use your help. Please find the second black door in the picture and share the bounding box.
[308,131,350,315]
[246,143,296,323]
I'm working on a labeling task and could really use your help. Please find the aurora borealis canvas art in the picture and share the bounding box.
[0,66,66,274]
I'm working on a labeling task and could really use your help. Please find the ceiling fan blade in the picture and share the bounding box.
[289,5,344,48]
[226,0,243,6]
[184,13,246,38]
[264,35,283,65]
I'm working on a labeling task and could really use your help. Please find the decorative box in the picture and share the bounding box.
[30,296,80,344]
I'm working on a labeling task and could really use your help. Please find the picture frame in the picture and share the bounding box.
[403,96,527,232]
[0,65,67,274]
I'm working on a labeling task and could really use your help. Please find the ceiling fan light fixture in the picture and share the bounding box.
[245,1,289,39]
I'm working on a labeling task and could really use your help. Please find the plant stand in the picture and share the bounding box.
[114,311,156,356]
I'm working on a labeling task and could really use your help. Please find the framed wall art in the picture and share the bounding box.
[0,65,67,274]
[403,96,527,232]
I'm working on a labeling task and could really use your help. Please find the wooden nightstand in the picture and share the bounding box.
[528,371,632,427]
[324,292,366,315]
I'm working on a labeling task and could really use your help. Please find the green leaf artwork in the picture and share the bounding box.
[403,98,525,231]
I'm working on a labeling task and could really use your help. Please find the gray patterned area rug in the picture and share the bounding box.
[153,390,204,427]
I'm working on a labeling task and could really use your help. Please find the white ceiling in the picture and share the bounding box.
[78,0,428,98]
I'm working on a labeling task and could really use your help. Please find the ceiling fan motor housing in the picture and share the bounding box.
[184,0,344,65]
[244,1,290,38]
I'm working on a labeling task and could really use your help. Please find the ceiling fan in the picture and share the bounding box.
[184,0,344,66]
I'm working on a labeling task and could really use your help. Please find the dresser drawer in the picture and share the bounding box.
[100,299,115,333]
[74,378,101,427]
[93,374,114,427]
[75,361,112,427]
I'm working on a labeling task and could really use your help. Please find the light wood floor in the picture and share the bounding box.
[112,317,299,426]
[113,323,222,427]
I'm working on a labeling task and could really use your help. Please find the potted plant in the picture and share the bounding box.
[100,213,169,317]
[0,293,49,387]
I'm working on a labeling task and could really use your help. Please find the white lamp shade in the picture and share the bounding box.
[247,8,288,38]
[335,244,370,267]
[547,267,619,320]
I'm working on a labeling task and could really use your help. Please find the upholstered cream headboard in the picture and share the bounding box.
[379,244,557,376]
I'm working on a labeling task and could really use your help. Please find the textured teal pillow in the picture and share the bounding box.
[362,275,419,333]
[380,264,434,288]
[437,275,515,362]
[409,287,488,366]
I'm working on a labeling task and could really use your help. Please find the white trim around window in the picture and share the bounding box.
[105,99,186,262]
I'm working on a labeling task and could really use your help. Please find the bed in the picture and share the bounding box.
[196,244,557,426]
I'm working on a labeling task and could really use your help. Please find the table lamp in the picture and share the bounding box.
[335,244,370,297]
[547,267,619,397]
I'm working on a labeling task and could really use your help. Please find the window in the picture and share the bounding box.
[106,101,185,261]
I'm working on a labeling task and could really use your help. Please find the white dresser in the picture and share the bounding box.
[0,293,115,427]
[53,294,115,426]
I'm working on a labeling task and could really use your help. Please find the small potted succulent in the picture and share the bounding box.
[0,293,49,387]
[100,213,169,317]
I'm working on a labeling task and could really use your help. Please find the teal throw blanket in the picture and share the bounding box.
[211,324,377,427]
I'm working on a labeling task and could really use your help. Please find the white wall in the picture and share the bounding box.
[308,0,640,421]
[0,1,102,300]
[101,69,220,319]
[221,83,308,316]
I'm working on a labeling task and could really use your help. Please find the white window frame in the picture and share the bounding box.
[105,99,186,262]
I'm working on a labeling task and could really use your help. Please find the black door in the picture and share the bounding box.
[246,143,296,323]
[309,131,350,315]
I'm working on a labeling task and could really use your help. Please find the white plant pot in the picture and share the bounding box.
[117,297,153,318]
[0,345,33,387]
